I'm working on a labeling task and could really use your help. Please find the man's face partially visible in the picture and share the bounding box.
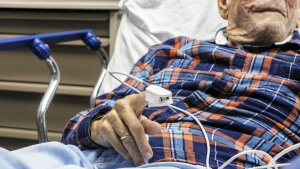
[225,0,299,45]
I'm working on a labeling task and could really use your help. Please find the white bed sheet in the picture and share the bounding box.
[100,0,226,94]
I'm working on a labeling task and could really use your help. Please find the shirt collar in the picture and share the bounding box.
[215,27,295,46]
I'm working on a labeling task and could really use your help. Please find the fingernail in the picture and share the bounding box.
[144,152,152,159]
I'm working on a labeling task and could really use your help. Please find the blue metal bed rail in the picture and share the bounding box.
[0,30,109,142]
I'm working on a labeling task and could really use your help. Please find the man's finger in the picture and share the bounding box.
[121,133,146,165]
[139,116,162,135]
[130,92,148,116]
[100,120,131,161]
[107,109,130,136]
[106,109,145,164]
[114,99,153,160]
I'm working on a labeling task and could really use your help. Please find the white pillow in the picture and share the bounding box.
[100,0,227,94]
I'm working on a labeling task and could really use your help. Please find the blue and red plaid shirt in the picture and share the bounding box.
[62,29,300,169]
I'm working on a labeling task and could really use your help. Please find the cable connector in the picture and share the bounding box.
[145,85,173,107]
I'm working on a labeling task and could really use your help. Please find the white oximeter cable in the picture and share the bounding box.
[168,104,211,169]
[109,72,150,93]
[108,71,300,169]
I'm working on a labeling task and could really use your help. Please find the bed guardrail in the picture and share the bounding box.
[0,30,108,142]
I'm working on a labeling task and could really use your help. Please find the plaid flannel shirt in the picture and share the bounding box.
[62,29,300,169]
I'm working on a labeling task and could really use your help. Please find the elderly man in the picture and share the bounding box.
[61,0,300,169]
[0,0,298,169]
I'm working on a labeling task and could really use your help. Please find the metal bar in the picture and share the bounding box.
[0,29,92,51]
[37,56,60,142]
[90,47,109,107]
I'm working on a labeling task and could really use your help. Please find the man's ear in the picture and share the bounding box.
[218,0,230,20]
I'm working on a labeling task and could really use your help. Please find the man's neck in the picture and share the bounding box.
[215,28,294,47]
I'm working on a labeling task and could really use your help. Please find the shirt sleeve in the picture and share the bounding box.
[61,104,112,149]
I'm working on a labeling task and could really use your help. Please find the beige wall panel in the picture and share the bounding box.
[0,91,90,132]
[0,19,109,36]
[0,45,107,86]
[0,9,109,36]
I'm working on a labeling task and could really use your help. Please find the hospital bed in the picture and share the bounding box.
[2,0,298,168]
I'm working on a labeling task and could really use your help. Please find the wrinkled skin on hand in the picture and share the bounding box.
[90,92,161,166]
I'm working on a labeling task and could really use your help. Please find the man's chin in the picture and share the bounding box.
[252,22,288,44]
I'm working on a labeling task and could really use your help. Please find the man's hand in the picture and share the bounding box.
[90,92,161,165]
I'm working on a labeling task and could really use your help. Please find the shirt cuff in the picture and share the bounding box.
[77,105,112,149]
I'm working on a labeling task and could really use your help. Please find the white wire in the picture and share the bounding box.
[168,105,211,169]
[108,72,142,93]
[109,71,150,86]
[218,150,275,169]
[266,143,300,169]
